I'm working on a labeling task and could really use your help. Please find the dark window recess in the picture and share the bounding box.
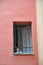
[13,23,32,54]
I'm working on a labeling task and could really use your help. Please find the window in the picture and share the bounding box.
[13,23,32,54]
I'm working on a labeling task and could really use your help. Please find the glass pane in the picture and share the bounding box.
[18,28,23,53]
[23,48,26,53]
[22,28,26,47]
[27,48,31,53]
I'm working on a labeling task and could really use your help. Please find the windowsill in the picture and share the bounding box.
[13,53,34,56]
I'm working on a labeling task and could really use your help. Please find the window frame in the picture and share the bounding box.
[13,21,34,55]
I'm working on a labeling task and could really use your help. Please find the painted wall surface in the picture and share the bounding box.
[0,0,38,65]
[36,0,43,65]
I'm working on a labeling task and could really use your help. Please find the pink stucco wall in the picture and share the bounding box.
[0,0,39,65]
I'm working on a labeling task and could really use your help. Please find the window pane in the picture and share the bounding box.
[18,28,23,51]
[27,48,32,53]
[23,48,26,53]
[22,28,27,47]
